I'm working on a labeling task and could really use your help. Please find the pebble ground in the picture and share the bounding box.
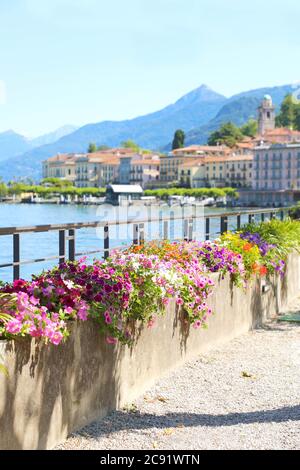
[57,300,300,450]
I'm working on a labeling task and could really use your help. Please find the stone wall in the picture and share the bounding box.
[0,254,299,450]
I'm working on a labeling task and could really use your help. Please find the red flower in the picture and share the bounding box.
[243,243,253,252]
[259,266,268,276]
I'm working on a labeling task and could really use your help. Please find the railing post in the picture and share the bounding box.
[59,230,65,264]
[188,218,193,241]
[163,220,169,240]
[159,211,163,239]
[261,212,265,222]
[270,212,275,220]
[248,214,254,224]
[205,218,210,241]
[104,224,109,259]
[68,229,75,261]
[220,216,228,235]
[183,219,188,241]
[237,214,241,230]
[170,211,175,241]
[133,224,139,245]
[139,223,145,244]
[280,210,284,221]
[13,233,20,281]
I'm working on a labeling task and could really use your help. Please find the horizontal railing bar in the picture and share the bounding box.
[9,254,63,267]
[0,263,13,268]
[75,250,104,257]
[0,208,290,236]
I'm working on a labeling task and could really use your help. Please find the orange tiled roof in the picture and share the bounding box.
[172,145,229,154]
[236,141,256,149]
[86,154,122,162]
[179,155,253,167]
[255,127,300,142]
[265,128,300,136]
[45,153,77,163]
[87,149,137,158]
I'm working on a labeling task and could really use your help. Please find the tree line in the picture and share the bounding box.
[0,179,106,198]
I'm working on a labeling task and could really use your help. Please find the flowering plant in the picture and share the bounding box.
[127,240,246,286]
[0,219,297,347]
[240,231,285,277]
[219,232,265,278]
[179,241,246,287]
[109,250,214,333]
[0,289,69,345]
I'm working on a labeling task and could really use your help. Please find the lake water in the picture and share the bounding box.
[0,203,263,282]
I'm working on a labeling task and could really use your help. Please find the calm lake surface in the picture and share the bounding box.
[0,203,262,282]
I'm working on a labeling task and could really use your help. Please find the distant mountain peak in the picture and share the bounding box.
[175,85,226,107]
[1,129,21,136]
[30,125,78,148]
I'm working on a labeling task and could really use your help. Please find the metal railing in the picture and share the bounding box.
[0,207,290,281]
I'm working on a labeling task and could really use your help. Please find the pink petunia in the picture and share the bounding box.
[6,319,23,334]
[106,336,118,345]
[78,306,89,321]
[104,312,112,324]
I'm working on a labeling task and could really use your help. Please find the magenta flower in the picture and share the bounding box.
[6,319,23,334]
[78,307,88,321]
[104,312,112,324]
[106,336,117,345]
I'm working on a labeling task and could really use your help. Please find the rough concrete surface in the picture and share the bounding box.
[57,306,300,450]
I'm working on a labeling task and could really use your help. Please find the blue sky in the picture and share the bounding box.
[0,0,299,137]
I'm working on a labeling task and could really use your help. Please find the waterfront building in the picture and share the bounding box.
[105,184,144,205]
[161,144,253,185]
[253,142,300,191]
[118,154,160,188]
[75,153,120,188]
[179,154,253,189]
[42,154,78,183]
[130,156,160,187]
[44,150,160,189]
[159,155,204,184]
[237,142,300,207]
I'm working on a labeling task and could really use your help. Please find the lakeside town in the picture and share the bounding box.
[1,95,300,208]
[1,0,300,456]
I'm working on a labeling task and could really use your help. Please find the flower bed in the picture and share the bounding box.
[0,219,299,347]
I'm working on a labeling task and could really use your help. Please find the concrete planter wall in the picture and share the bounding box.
[0,253,299,450]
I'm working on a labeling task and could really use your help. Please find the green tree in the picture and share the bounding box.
[275,94,297,129]
[172,129,185,150]
[293,106,300,132]
[88,142,98,153]
[240,119,258,138]
[97,145,111,151]
[121,140,140,152]
[41,178,74,188]
[0,182,8,197]
[208,122,244,148]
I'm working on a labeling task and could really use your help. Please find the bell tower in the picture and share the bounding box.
[258,95,276,135]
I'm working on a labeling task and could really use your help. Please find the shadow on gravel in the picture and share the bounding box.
[256,323,300,332]
[73,405,300,439]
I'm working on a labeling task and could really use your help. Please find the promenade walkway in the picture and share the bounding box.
[58,299,300,451]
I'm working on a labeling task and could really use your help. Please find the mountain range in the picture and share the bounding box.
[0,125,77,164]
[0,83,295,181]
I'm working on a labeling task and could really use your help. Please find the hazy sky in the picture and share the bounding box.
[0,0,299,137]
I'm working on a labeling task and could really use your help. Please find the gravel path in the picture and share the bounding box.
[57,302,300,450]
